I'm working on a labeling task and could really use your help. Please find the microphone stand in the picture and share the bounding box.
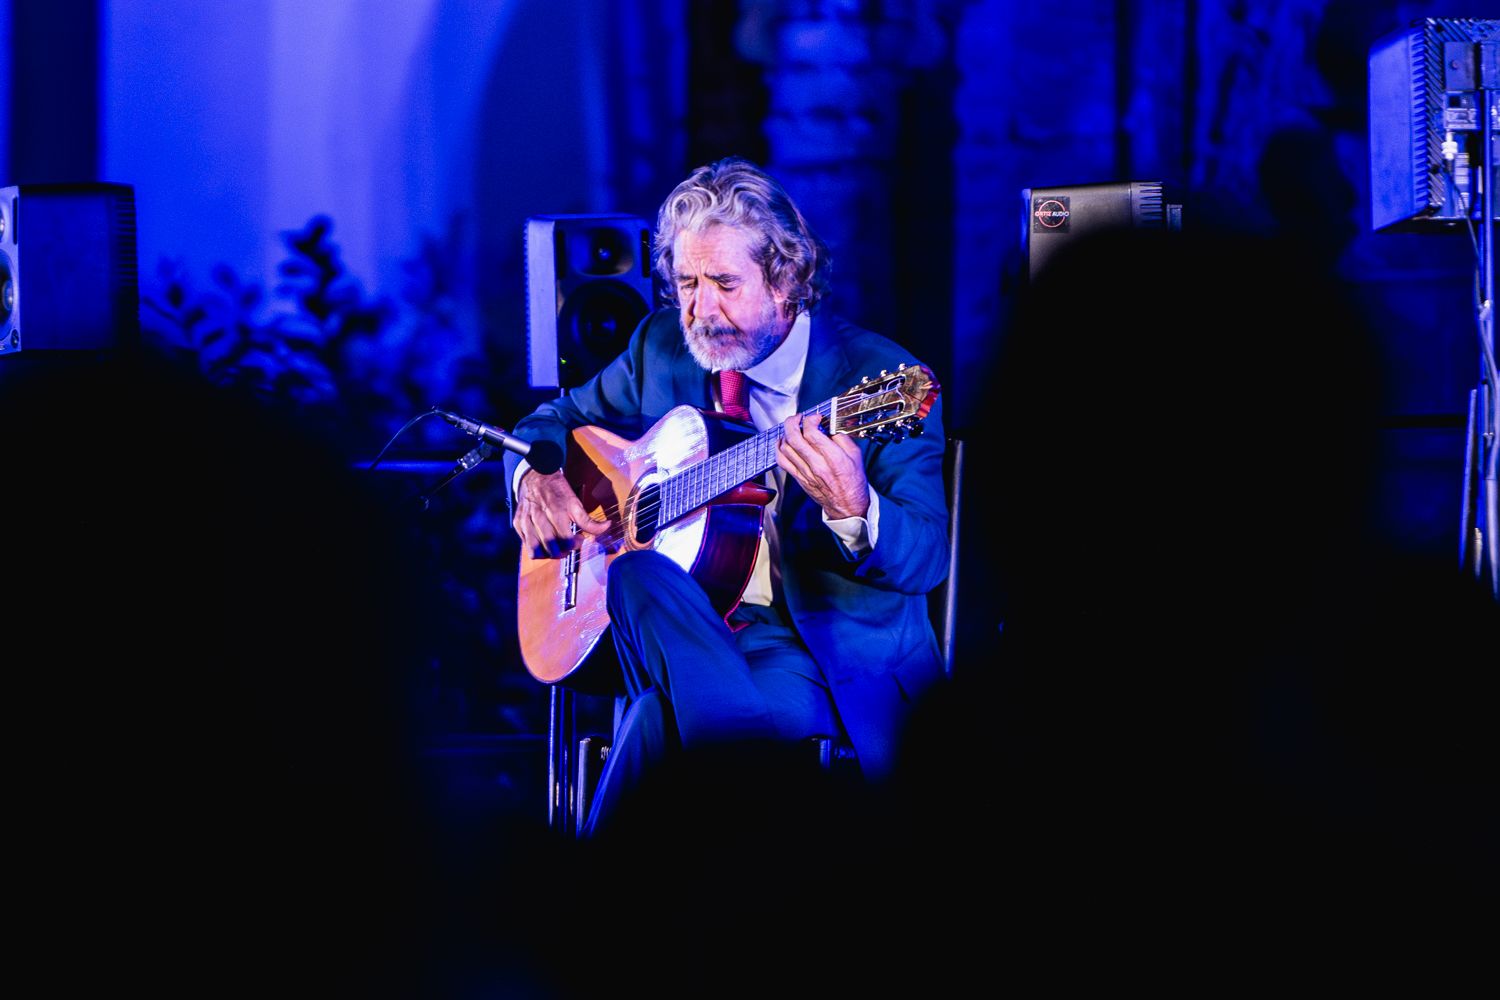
[410,442,495,512]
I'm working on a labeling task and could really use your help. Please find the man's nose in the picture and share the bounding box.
[690,282,720,321]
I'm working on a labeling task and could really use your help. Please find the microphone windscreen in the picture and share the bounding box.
[526,439,564,475]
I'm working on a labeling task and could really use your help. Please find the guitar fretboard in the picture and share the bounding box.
[653,397,837,528]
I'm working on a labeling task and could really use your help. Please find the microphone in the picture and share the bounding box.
[439,410,564,475]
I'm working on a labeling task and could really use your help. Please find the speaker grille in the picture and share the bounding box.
[525,214,653,390]
[0,183,140,353]
[110,187,140,339]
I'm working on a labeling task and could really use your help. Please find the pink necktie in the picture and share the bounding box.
[717,369,751,422]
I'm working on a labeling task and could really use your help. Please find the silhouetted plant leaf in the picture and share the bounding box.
[136,212,534,732]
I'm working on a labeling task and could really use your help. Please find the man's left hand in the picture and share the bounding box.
[777,413,869,519]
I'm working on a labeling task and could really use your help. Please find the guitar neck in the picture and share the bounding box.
[654,397,837,527]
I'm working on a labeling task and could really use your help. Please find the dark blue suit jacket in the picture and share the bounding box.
[506,307,948,778]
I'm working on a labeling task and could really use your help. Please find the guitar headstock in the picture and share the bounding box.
[831,364,940,442]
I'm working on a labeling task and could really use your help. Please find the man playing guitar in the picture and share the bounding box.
[508,157,948,834]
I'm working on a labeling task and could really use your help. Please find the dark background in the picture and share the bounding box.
[3,0,1489,824]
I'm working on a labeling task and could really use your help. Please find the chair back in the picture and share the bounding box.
[929,437,963,675]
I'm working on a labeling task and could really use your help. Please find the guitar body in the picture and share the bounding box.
[517,405,773,686]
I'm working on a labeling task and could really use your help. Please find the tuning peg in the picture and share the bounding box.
[879,369,888,377]
[861,376,870,385]
[908,419,925,437]
[898,363,906,371]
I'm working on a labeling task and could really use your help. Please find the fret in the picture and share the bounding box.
[651,395,858,533]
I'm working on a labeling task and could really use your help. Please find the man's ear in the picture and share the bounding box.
[774,285,795,318]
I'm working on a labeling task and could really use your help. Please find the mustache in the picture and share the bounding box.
[688,319,740,340]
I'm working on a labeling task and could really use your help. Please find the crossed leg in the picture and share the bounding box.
[581,550,839,835]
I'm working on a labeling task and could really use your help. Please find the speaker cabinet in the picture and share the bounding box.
[1021,181,1180,281]
[1369,17,1500,231]
[0,183,139,355]
[525,214,653,389]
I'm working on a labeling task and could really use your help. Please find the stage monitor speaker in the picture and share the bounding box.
[1021,180,1181,281]
[525,214,654,390]
[1370,17,1500,231]
[0,183,139,355]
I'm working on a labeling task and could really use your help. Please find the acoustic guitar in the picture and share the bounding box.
[517,364,940,685]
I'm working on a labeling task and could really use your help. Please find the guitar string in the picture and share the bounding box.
[595,390,869,533]
[553,380,934,565]
[585,396,838,547]
[607,383,924,533]
[574,382,925,547]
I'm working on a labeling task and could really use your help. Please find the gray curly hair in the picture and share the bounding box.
[653,157,830,316]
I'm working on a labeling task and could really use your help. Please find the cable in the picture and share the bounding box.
[365,407,444,473]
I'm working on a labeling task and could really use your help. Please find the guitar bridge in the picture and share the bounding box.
[562,523,580,611]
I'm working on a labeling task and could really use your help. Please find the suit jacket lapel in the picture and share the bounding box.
[783,312,859,525]
[796,311,853,415]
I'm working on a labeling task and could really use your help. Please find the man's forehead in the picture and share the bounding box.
[672,224,759,272]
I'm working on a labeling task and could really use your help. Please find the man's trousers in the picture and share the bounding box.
[581,550,841,836]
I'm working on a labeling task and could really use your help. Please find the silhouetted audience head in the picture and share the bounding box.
[895,224,1495,963]
[0,349,539,994]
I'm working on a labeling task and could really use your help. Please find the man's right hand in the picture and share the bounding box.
[513,469,610,558]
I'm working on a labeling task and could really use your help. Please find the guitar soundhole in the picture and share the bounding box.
[632,483,662,544]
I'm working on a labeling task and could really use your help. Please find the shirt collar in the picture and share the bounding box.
[739,311,809,397]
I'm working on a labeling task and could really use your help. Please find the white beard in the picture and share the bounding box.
[682,301,789,372]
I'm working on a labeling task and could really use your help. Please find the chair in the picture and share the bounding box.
[549,436,964,836]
